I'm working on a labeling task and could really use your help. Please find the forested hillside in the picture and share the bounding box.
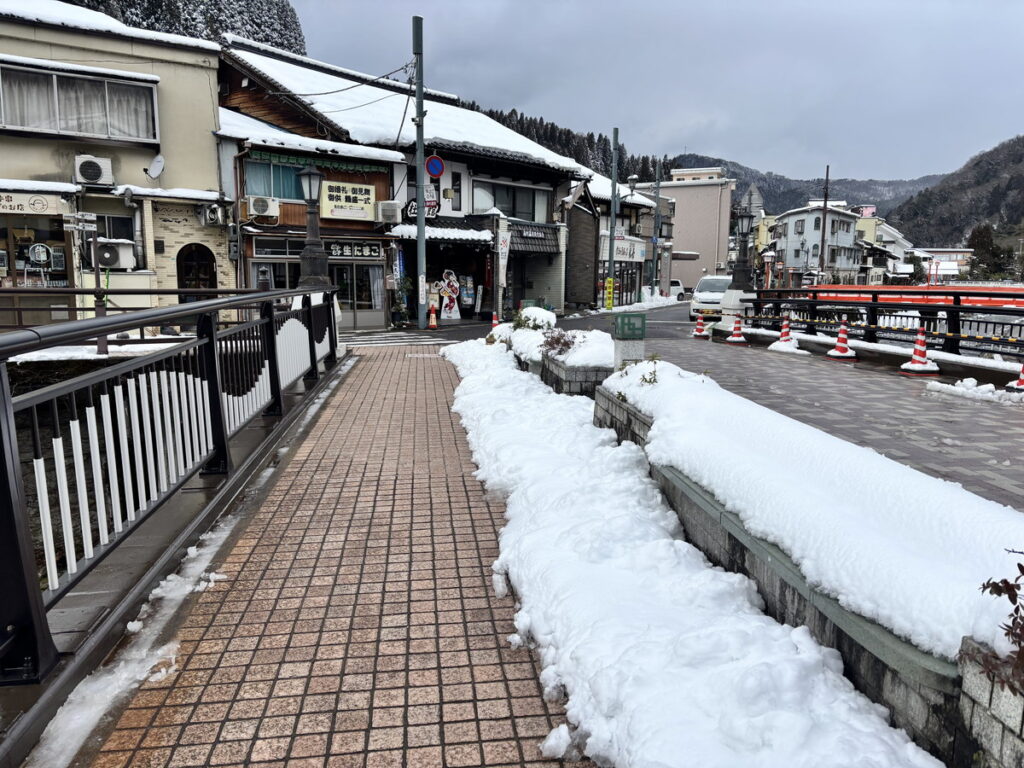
[888,135,1024,248]
[63,0,306,54]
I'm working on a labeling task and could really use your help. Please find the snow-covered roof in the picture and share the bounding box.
[217,109,404,163]
[224,44,589,177]
[389,224,493,243]
[0,178,80,194]
[112,185,222,202]
[577,172,656,208]
[776,202,859,219]
[0,0,220,52]
[0,53,160,83]
[221,34,457,102]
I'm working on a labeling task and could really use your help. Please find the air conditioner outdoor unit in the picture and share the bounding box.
[376,200,402,224]
[74,155,114,185]
[94,241,136,270]
[630,223,643,237]
[715,261,726,270]
[199,204,225,226]
[246,195,280,217]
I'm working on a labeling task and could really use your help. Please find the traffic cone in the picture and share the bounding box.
[899,327,938,376]
[428,304,438,331]
[826,321,857,361]
[692,314,709,339]
[491,311,499,329]
[778,316,793,344]
[725,316,747,346]
[1006,364,1024,391]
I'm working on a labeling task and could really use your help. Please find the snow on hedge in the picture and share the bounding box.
[603,360,1021,660]
[440,340,937,768]
[510,328,545,363]
[553,330,613,368]
[520,306,556,329]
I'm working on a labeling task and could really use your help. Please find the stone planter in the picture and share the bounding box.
[540,353,614,398]
[593,384,977,765]
[958,638,1024,767]
[513,353,542,377]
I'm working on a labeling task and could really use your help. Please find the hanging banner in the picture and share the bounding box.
[497,230,511,287]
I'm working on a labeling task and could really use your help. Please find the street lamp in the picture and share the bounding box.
[297,166,328,287]
[729,206,755,292]
[626,174,643,301]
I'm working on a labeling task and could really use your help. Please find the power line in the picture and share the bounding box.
[268,60,414,98]
[319,92,402,115]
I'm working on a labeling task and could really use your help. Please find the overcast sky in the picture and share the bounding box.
[292,0,1023,181]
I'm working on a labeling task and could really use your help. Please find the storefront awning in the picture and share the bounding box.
[509,221,559,254]
[389,215,493,244]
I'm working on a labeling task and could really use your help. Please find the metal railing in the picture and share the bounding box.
[747,286,1024,357]
[0,287,338,685]
[0,287,265,336]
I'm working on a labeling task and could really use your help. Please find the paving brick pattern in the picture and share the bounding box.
[88,346,585,768]
[649,336,1024,510]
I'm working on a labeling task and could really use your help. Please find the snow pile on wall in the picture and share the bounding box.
[555,330,614,368]
[603,359,1021,660]
[440,340,938,768]
[510,328,545,363]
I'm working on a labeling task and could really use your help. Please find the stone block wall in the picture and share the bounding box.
[540,354,612,398]
[959,638,1024,767]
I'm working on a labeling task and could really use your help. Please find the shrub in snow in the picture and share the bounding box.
[964,559,1024,696]
[541,328,577,357]
[510,328,546,363]
[514,306,556,330]
[486,322,515,346]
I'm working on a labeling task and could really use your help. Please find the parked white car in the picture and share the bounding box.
[689,276,731,320]
[669,279,685,301]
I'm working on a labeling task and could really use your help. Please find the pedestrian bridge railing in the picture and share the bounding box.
[0,287,337,686]
[747,286,1024,357]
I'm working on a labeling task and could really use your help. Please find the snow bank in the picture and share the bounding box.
[25,516,239,768]
[440,340,937,768]
[926,378,1024,405]
[488,322,515,344]
[569,289,678,317]
[557,330,614,368]
[604,360,1020,660]
[768,339,810,356]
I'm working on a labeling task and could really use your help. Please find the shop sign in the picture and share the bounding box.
[600,235,647,263]
[520,227,546,240]
[404,184,439,219]
[497,230,511,288]
[328,241,382,258]
[0,193,64,215]
[320,181,375,220]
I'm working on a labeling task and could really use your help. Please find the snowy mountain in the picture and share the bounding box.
[63,0,306,54]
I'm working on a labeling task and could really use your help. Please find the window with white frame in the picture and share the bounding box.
[0,64,157,141]
[473,180,549,222]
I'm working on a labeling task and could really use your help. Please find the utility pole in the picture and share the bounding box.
[605,127,618,309]
[817,164,830,280]
[650,158,662,298]
[413,16,426,329]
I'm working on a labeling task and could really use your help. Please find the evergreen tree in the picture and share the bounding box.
[967,223,1013,278]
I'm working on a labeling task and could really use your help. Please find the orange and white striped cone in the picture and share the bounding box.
[778,316,793,344]
[826,321,857,361]
[491,311,499,329]
[1006,364,1024,391]
[899,326,938,376]
[692,314,709,339]
[725,316,747,345]
[428,304,438,331]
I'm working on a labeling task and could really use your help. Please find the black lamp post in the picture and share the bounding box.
[297,166,328,287]
[729,206,755,292]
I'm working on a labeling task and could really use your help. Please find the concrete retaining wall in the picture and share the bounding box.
[593,385,979,765]
[540,354,613,398]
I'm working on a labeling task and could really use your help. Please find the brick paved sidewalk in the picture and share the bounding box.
[650,336,1024,510]
[87,346,585,768]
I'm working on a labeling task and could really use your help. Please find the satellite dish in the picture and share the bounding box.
[145,154,165,180]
